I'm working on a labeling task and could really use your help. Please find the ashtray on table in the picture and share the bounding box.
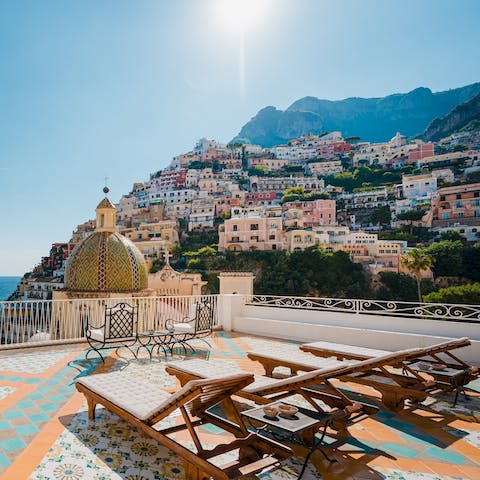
[431,363,447,371]
[278,404,299,418]
[417,362,431,370]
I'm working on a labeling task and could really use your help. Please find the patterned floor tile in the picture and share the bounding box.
[0,333,479,479]
[0,350,74,374]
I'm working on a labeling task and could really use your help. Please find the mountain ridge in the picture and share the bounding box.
[419,93,480,142]
[232,82,480,146]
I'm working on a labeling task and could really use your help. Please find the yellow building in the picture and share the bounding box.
[119,220,178,267]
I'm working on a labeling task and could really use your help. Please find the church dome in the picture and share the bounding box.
[64,191,148,292]
[65,232,148,292]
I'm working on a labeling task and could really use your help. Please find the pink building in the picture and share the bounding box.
[215,197,242,217]
[284,199,336,227]
[407,143,434,163]
[245,191,282,206]
[218,213,283,251]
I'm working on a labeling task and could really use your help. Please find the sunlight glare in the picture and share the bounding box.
[216,0,271,32]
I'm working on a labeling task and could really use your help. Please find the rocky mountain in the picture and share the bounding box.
[232,82,480,146]
[419,93,480,142]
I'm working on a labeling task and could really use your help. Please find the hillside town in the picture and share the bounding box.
[15,128,480,300]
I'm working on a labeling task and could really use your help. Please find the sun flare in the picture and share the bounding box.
[216,0,270,32]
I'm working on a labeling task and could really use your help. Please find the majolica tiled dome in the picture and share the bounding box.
[65,232,148,292]
[64,192,148,292]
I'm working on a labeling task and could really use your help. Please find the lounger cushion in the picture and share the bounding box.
[249,346,346,369]
[167,359,282,393]
[303,341,390,359]
[167,359,351,394]
[77,371,172,421]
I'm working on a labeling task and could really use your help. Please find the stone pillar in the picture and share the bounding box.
[218,272,255,295]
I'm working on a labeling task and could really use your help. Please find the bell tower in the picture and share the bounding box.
[95,187,117,232]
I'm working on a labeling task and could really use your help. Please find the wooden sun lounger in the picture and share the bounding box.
[166,358,380,434]
[301,337,477,385]
[76,371,291,479]
[248,338,477,410]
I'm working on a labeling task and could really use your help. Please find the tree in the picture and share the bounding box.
[248,165,268,176]
[424,240,464,277]
[400,248,434,302]
[369,206,391,229]
[375,272,417,302]
[396,209,425,234]
[424,283,480,305]
[440,230,465,242]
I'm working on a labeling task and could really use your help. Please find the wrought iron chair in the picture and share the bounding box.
[166,301,214,353]
[85,302,138,362]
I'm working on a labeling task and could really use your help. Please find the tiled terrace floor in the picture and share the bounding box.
[0,332,479,479]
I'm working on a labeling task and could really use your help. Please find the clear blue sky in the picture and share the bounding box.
[1,0,479,276]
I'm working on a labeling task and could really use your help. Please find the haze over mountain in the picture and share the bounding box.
[231,82,480,146]
[419,93,480,142]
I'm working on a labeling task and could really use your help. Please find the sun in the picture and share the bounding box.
[216,0,270,32]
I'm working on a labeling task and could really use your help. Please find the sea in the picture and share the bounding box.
[0,276,21,301]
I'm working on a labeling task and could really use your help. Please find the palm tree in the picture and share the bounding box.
[400,248,434,303]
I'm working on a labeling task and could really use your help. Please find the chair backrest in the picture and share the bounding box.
[105,302,137,339]
[193,302,214,334]
[147,373,254,424]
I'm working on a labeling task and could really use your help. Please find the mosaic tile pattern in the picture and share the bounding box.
[376,468,468,480]
[0,386,15,400]
[0,349,74,374]
[33,407,323,480]
[65,231,147,292]
[0,332,479,479]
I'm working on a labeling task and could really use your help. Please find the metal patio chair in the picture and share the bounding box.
[85,302,138,362]
[166,301,214,353]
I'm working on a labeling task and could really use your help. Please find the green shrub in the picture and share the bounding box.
[424,283,480,305]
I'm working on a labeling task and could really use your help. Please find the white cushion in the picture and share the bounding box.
[172,323,194,333]
[303,341,390,359]
[167,358,354,394]
[88,328,105,342]
[250,346,344,370]
[77,371,172,420]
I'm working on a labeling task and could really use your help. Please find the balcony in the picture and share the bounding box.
[0,294,479,479]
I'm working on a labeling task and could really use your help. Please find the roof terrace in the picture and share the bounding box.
[0,294,479,479]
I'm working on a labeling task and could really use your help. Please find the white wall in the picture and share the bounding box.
[228,301,480,365]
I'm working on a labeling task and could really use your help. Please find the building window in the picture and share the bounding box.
[250,224,259,231]
[456,194,462,199]
[440,196,446,201]
[233,225,238,231]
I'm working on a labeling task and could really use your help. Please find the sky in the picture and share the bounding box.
[0,0,479,276]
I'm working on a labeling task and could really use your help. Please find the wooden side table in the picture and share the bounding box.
[241,401,337,479]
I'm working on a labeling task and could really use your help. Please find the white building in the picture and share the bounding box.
[188,199,215,231]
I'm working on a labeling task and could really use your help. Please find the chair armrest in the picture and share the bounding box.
[87,321,106,331]
[181,316,196,324]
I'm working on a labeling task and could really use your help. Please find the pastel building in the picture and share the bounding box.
[218,208,283,251]
[283,200,336,227]
[188,199,215,231]
[430,182,480,227]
